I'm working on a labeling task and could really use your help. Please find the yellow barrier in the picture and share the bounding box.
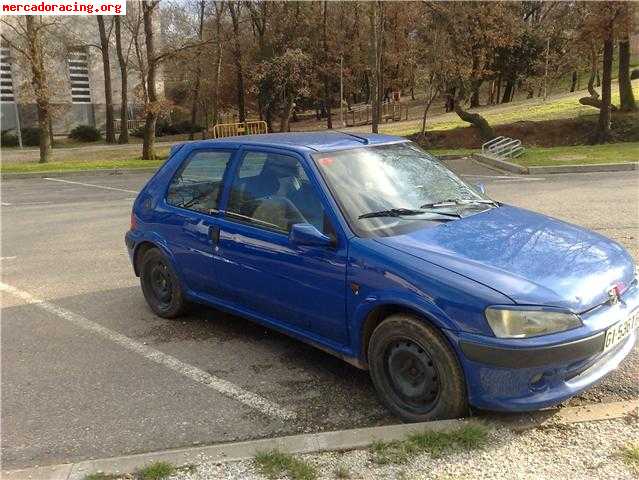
[210,121,268,139]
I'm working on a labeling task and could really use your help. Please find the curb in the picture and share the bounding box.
[527,162,639,174]
[3,400,637,480]
[472,153,529,174]
[1,167,158,180]
[473,152,639,175]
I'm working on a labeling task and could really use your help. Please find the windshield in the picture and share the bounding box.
[313,142,493,237]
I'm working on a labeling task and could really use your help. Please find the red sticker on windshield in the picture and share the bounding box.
[318,157,334,166]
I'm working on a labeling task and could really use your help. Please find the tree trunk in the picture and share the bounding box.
[579,96,618,111]
[189,0,205,140]
[587,46,599,99]
[501,79,514,104]
[420,89,438,137]
[265,107,274,134]
[570,71,577,92]
[48,115,54,145]
[142,1,159,160]
[470,80,481,108]
[279,98,294,132]
[495,75,501,104]
[97,16,116,143]
[595,36,614,143]
[618,38,637,112]
[322,1,332,129]
[212,4,223,126]
[114,16,129,144]
[454,100,495,141]
[368,1,382,133]
[25,16,51,163]
[228,3,246,123]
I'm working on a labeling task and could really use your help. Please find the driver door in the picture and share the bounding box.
[213,148,349,344]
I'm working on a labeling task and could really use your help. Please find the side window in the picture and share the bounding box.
[227,151,329,234]
[166,150,233,214]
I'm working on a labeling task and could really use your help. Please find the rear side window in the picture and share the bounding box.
[166,150,233,214]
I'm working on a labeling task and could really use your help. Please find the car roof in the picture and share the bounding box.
[178,131,407,154]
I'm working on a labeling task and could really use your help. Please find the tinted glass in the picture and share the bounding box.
[227,151,328,234]
[166,150,233,214]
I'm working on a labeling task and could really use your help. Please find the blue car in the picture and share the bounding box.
[126,132,638,422]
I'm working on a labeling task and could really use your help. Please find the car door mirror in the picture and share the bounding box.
[474,182,486,195]
[289,223,333,248]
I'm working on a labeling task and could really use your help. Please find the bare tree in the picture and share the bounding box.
[227,1,246,123]
[322,1,333,129]
[97,16,116,143]
[189,0,206,139]
[140,0,213,159]
[142,0,160,160]
[368,1,383,134]
[1,16,56,163]
[114,15,134,143]
[596,29,614,143]
[211,1,225,127]
[418,71,442,138]
[618,3,636,112]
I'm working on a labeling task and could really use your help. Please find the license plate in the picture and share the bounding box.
[603,310,639,352]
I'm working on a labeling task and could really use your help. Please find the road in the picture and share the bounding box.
[2,165,638,470]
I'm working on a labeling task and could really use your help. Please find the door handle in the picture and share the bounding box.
[209,225,220,245]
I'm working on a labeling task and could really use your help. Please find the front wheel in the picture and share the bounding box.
[368,314,468,422]
[139,248,189,319]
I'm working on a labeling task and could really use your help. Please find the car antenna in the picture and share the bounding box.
[337,131,369,145]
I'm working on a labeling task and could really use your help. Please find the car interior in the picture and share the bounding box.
[227,153,327,233]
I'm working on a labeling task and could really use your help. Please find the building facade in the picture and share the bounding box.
[0,16,161,136]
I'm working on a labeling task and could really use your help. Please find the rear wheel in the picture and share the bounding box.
[139,248,189,318]
[368,313,467,422]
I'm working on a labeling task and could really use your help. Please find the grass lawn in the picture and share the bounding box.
[383,81,639,137]
[1,156,166,174]
[514,142,639,167]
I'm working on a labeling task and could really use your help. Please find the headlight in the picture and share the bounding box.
[485,307,582,338]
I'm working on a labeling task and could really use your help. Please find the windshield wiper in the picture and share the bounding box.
[358,208,459,219]
[420,198,498,209]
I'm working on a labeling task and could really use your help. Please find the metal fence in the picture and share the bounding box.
[114,118,144,133]
[481,136,525,159]
[345,101,408,127]
[210,120,268,139]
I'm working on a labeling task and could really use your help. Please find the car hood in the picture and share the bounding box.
[374,205,635,312]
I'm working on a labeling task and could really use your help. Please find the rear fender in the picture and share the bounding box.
[132,232,185,283]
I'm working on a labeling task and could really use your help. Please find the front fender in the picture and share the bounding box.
[348,290,458,361]
[346,238,514,360]
[353,290,458,334]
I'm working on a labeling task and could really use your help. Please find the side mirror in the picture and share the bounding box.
[474,182,486,195]
[289,223,333,248]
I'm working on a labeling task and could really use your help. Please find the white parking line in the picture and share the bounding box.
[1,256,17,260]
[43,177,138,194]
[0,281,295,421]
[1,202,11,206]
[3,201,52,207]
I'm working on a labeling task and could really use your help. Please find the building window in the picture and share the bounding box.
[67,50,91,103]
[0,47,15,103]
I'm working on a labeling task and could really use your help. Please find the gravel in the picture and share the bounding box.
[167,418,639,480]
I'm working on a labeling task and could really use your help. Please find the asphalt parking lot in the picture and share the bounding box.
[2,163,638,470]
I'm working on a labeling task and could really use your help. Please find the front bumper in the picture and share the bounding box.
[447,282,639,412]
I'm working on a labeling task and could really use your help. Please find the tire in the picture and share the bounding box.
[139,248,189,319]
[368,314,467,422]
